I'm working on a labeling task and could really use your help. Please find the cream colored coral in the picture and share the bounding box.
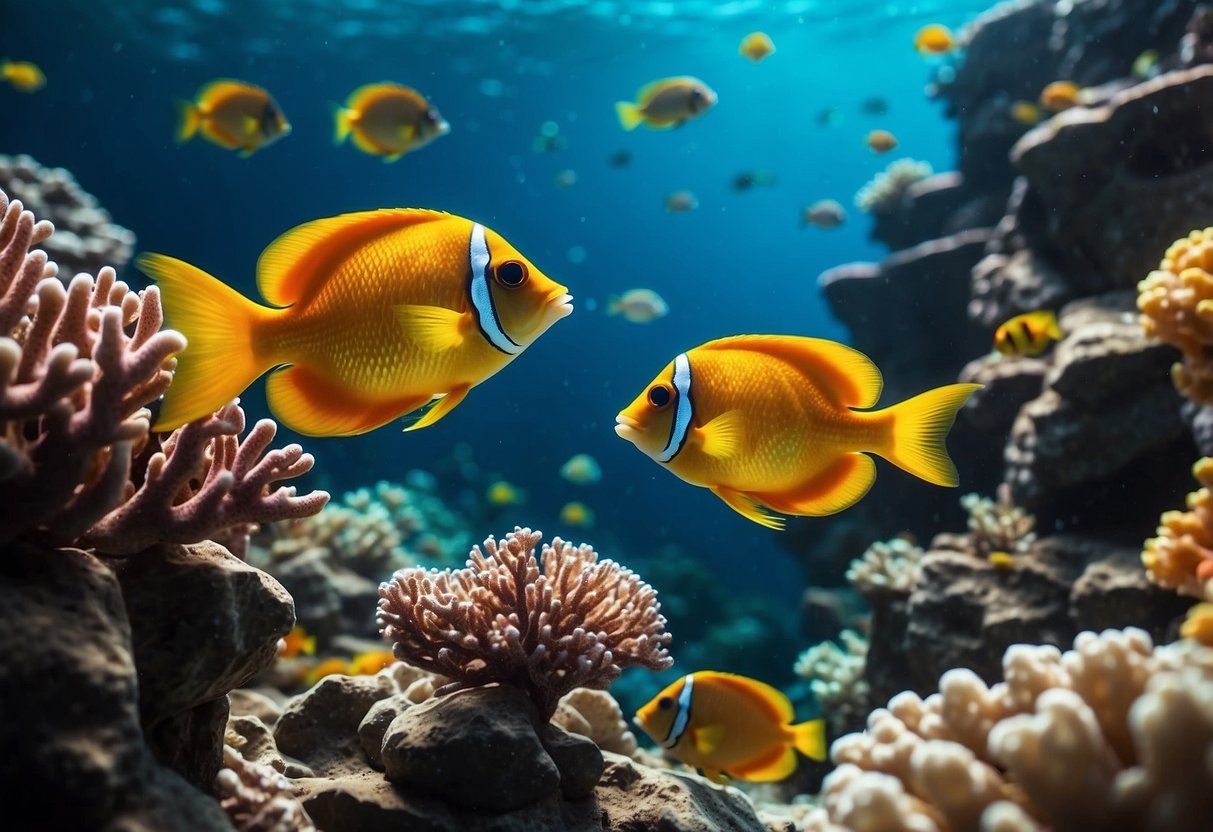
[960,484,1036,558]
[795,630,870,712]
[809,629,1213,832]
[553,688,638,756]
[1138,228,1213,403]
[847,538,924,595]
[854,159,933,214]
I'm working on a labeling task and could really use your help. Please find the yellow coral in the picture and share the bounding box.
[1181,603,1213,646]
[1142,458,1213,601]
[1138,228,1213,403]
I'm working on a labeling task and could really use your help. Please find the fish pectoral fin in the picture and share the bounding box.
[398,123,416,142]
[693,724,727,755]
[267,365,430,436]
[757,453,876,517]
[694,410,743,459]
[403,385,470,432]
[395,304,468,351]
[699,768,731,785]
[711,487,785,531]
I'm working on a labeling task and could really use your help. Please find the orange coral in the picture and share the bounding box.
[1137,228,1213,403]
[1142,457,1213,600]
[1181,603,1213,647]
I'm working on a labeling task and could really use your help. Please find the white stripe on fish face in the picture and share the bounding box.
[468,223,522,355]
[658,352,693,463]
[664,673,696,748]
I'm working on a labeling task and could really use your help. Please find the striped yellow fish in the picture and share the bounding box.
[992,310,1062,357]
[138,210,572,436]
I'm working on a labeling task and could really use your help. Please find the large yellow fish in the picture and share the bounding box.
[335,82,449,162]
[615,336,980,529]
[615,77,717,131]
[1,60,46,92]
[635,671,826,782]
[177,79,291,157]
[137,210,573,436]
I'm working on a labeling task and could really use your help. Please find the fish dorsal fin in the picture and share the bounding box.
[197,79,259,104]
[256,209,448,307]
[696,410,744,459]
[703,335,882,409]
[693,724,727,756]
[698,671,795,723]
[636,76,693,104]
[348,82,425,112]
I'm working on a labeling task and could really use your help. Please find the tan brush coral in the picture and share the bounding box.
[799,628,1213,832]
[1138,227,1213,403]
[376,527,672,719]
[847,536,925,595]
[960,483,1036,559]
[552,688,639,756]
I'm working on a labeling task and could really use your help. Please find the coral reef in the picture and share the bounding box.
[960,484,1036,559]
[377,527,672,718]
[846,536,924,596]
[1139,227,1213,404]
[803,628,1213,832]
[217,745,316,832]
[1143,456,1213,601]
[0,154,135,278]
[854,158,933,215]
[795,629,871,739]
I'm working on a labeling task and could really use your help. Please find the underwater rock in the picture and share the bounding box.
[0,153,135,279]
[0,543,231,831]
[867,172,1003,252]
[380,684,602,811]
[275,672,397,777]
[229,688,285,727]
[358,694,414,771]
[1070,542,1192,638]
[271,548,381,641]
[226,713,313,778]
[552,688,640,758]
[116,540,294,788]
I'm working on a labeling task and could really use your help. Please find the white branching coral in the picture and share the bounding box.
[961,483,1036,558]
[855,158,933,214]
[216,745,315,832]
[377,527,673,718]
[800,628,1213,832]
[847,537,925,595]
[795,630,870,713]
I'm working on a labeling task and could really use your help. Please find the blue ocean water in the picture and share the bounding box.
[2,0,988,606]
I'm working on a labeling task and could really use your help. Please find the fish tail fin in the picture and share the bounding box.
[791,719,827,761]
[606,295,621,315]
[176,100,201,143]
[879,382,982,487]
[1045,310,1063,340]
[615,101,643,131]
[334,105,353,144]
[135,253,274,431]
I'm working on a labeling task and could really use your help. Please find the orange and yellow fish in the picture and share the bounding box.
[993,310,1063,357]
[487,480,526,506]
[277,625,317,659]
[1,60,45,92]
[137,209,573,436]
[739,32,776,62]
[335,82,449,162]
[1039,80,1082,112]
[559,500,595,527]
[865,129,898,153]
[914,24,956,55]
[616,77,717,131]
[1010,100,1044,125]
[304,657,350,687]
[635,671,826,782]
[614,336,980,529]
[176,79,291,157]
[347,650,396,676]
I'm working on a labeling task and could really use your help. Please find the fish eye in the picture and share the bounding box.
[647,383,674,409]
[494,260,529,288]
[658,696,673,710]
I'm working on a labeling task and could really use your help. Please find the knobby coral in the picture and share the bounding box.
[960,484,1036,559]
[1138,227,1213,404]
[802,628,1213,832]
[1143,457,1213,645]
[847,536,924,595]
[854,158,933,214]
[0,185,327,553]
[377,527,672,718]
[216,745,315,832]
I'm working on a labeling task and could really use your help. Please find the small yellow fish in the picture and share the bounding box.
[739,32,776,62]
[665,190,699,213]
[277,624,317,659]
[335,82,449,162]
[486,480,525,506]
[1,60,45,92]
[559,501,595,527]
[560,453,602,485]
[988,551,1015,569]
[802,200,847,229]
[1039,80,1082,112]
[348,650,396,675]
[177,79,290,157]
[607,288,669,324]
[866,129,898,153]
[635,671,826,782]
[914,24,957,55]
[616,77,717,131]
[615,336,981,529]
[993,310,1063,357]
[1010,100,1043,125]
[137,210,572,436]
[1132,49,1160,81]
[304,657,349,687]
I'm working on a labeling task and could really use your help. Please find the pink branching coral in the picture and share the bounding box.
[377,527,673,718]
[0,186,328,552]
[216,745,315,832]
